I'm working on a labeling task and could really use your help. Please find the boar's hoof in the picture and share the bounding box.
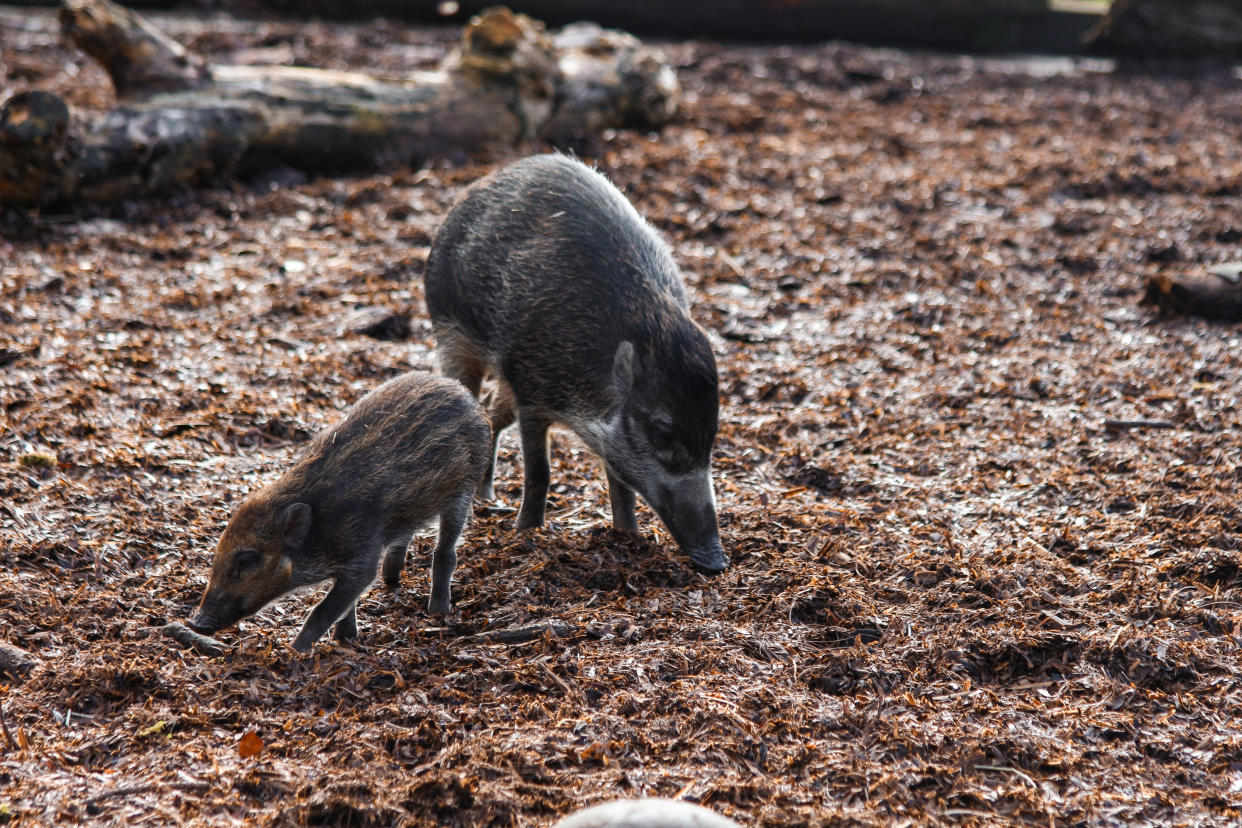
[290,635,316,654]
[428,598,452,616]
[687,542,729,574]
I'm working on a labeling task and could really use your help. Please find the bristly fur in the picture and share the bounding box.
[273,372,489,564]
[192,371,491,645]
[425,153,719,424]
[424,153,727,571]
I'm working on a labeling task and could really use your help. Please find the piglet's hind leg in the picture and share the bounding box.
[382,539,410,588]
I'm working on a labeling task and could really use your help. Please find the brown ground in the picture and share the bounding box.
[2,6,1242,826]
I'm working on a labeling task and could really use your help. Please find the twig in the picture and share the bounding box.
[86,781,211,808]
[975,764,1039,790]
[0,701,17,752]
[539,662,575,696]
[1103,419,1177,431]
[465,621,577,645]
[135,623,227,657]
[86,783,161,806]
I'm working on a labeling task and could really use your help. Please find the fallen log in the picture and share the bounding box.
[1087,0,1242,57]
[1142,263,1242,322]
[0,0,678,206]
[278,0,1103,53]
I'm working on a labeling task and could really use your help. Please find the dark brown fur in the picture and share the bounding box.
[190,371,490,651]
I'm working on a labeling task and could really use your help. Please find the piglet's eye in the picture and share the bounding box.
[232,549,260,575]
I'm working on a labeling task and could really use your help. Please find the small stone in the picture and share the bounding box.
[1146,243,1181,263]
[552,799,741,828]
[0,640,38,682]
[18,452,56,469]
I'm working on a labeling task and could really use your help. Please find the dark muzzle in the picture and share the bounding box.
[686,538,729,573]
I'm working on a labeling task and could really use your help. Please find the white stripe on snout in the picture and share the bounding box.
[576,414,618,458]
[574,414,717,513]
[655,466,716,508]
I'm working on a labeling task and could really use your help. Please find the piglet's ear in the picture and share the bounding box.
[281,503,312,548]
[612,341,635,400]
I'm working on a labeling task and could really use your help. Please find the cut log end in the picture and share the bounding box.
[1,89,69,146]
[453,6,560,130]
[0,91,70,205]
[541,22,680,143]
[60,0,211,99]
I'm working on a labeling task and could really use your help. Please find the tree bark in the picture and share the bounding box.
[0,0,679,206]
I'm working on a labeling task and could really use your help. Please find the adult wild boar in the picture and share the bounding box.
[425,154,727,572]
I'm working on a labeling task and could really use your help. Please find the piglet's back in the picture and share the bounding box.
[285,373,489,512]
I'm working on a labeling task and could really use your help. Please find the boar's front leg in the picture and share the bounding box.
[606,468,638,532]
[428,490,472,615]
[292,568,375,652]
[516,414,552,530]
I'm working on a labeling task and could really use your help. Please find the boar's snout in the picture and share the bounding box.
[686,537,728,574]
[647,468,729,574]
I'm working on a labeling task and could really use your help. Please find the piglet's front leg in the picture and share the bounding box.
[292,571,373,652]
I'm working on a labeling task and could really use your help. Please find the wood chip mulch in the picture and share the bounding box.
[2,7,1241,826]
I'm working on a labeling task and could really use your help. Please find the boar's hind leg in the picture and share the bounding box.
[516,415,552,530]
[381,540,410,588]
[606,468,639,532]
[334,605,358,642]
[429,490,472,615]
[478,380,516,500]
[292,567,376,652]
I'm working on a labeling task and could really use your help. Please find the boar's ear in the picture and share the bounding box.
[612,341,635,399]
[281,503,312,548]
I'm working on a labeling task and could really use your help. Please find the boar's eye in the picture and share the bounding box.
[647,415,676,447]
[231,548,261,576]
